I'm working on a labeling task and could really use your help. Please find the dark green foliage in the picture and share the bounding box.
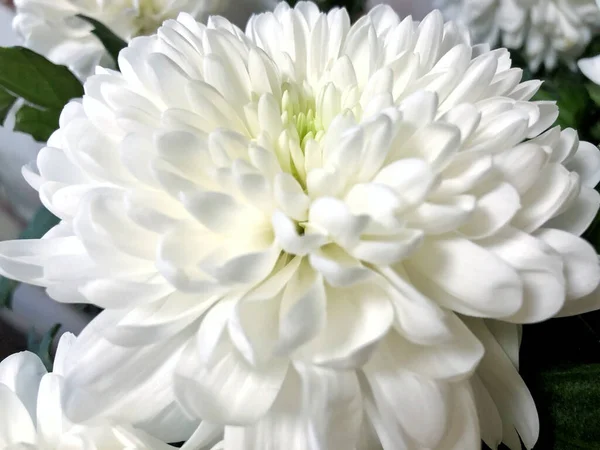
[27,323,61,371]
[77,15,127,66]
[0,87,17,123]
[13,105,60,142]
[0,47,82,109]
[0,46,83,141]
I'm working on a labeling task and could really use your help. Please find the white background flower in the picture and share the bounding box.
[13,0,278,80]
[366,0,435,20]
[0,4,40,229]
[0,333,175,449]
[436,0,600,71]
[0,2,599,448]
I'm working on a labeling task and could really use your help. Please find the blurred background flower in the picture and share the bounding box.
[366,0,434,19]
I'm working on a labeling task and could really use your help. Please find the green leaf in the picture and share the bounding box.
[537,364,600,449]
[586,83,600,107]
[20,206,60,240]
[13,105,60,142]
[27,323,61,371]
[0,206,59,308]
[0,277,18,309]
[0,87,16,124]
[77,15,127,65]
[0,46,83,109]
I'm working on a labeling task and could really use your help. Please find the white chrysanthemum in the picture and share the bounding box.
[1,2,600,448]
[435,0,600,71]
[0,333,175,449]
[13,0,277,80]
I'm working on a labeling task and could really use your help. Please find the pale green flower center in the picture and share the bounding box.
[281,83,325,150]
[130,0,175,37]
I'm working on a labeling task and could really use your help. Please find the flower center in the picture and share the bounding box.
[129,0,174,37]
[276,82,329,188]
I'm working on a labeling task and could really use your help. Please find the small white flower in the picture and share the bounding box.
[579,53,600,84]
[436,0,600,72]
[0,333,174,449]
[13,0,278,80]
[1,2,600,448]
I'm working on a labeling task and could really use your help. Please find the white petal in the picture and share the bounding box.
[0,385,36,447]
[309,197,370,248]
[406,196,476,235]
[36,375,72,447]
[309,244,373,287]
[298,281,394,369]
[535,228,600,300]
[405,237,523,318]
[471,374,503,449]
[459,182,521,239]
[272,211,327,256]
[465,318,539,449]
[379,267,452,345]
[435,382,480,450]
[53,333,76,377]
[578,55,600,85]
[557,276,600,317]
[62,322,197,443]
[545,187,600,236]
[513,164,578,233]
[274,173,310,221]
[175,331,288,425]
[0,352,46,425]
[363,366,450,448]
[479,227,566,323]
[373,158,435,206]
[297,365,362,449]
[90,293,218,346]
[350,230,424,265]
[565,141,600,188]
[373,315,484,381]
[276,262,327,355]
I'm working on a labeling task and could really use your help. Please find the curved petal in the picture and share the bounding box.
[578,55,600,85]
[545,187,600,237]
[405,237,523,318]
[459,182,521,239]
[91,292,218,347]
[378,267,452,345]
[36,375,72,448]
[435,382,480,450]
[565,141,600,188]
[61,321,197,443]
[363,365,450,448]
[371,315,484,382]
[0,352,46,425]
[174,332,288,425]
[297,281,394,369]
[464,318,539,449]
[557,270,600,317]
[535,228,600,300]
[470,374,502,450]
[0,385,36,447]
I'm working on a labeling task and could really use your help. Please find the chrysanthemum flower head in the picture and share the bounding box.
[436,0,600,71]
[1,2,599,448]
